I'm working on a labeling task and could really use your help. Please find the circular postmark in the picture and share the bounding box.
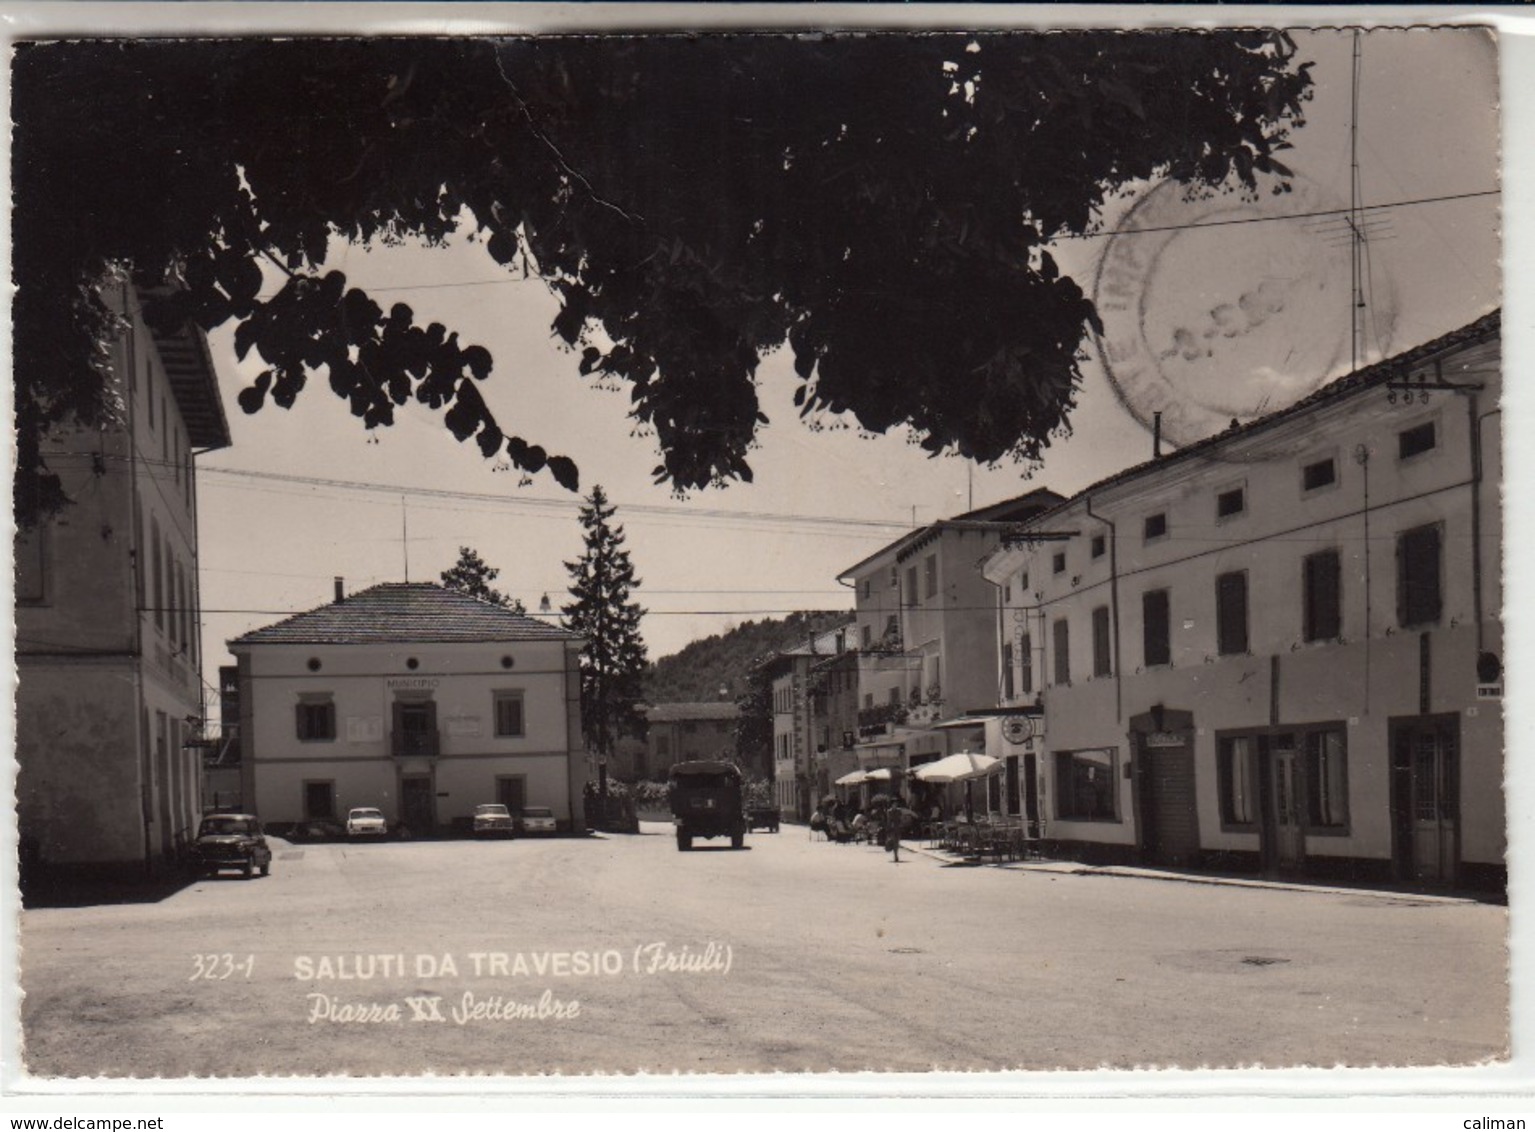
[1092,175,1397,450]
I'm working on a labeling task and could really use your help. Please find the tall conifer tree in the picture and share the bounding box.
[563,486,648,760]
[440,546,525,613]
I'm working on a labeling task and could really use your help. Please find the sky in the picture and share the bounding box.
[184,22,1501,688]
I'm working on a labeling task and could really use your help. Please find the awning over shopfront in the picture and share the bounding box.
[913,751,1002,783]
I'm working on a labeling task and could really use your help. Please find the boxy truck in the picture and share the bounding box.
[669,760,747,851]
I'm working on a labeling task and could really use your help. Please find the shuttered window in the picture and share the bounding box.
[1397,524,1443,627]
[1303,549,1342,642]
[1091,606,1112,677]
[1052,618,1070,686]
[1143,589,1170,668]
[1216,571,1249,656]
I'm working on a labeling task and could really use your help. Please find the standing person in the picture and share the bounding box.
[886,805,909,862]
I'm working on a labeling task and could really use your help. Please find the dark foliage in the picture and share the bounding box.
[439,545,525,613]
[643,610,850,705]
[13,33,1311,527]
[562,486,648,757]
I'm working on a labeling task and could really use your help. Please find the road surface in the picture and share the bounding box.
[18,822,1507,1077]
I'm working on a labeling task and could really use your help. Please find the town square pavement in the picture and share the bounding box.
[16,821,1507,1078]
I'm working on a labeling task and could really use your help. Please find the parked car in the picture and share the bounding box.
[517,806,558,836]
[345,807,388,839]
[473,803,515,838]
[190,813,272,878]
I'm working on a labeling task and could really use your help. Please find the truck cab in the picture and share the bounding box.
[669,760,747,851]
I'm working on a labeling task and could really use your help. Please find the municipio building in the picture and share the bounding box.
[229,581,588,834]
[980,311,1503,890]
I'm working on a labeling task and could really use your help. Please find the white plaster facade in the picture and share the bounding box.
[982,312,1503,889]
[230,583,587,833]
[16,280,229,875]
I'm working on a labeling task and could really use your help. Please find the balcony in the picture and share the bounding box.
[391,729,441,759]
[857,702,908,738]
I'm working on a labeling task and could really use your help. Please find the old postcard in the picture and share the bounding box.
[3,1,1522,1107]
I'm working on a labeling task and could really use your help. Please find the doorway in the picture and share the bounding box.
[400,774,436,836]
[1022,753,1041,838]
[1390,715,1459,885]
[1259,734,1305,875]
[1129,707,1199,867]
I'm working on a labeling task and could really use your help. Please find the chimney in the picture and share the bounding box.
[1152,412,1163,459]
[334,576,345,604]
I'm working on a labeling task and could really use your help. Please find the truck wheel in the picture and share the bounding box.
[242,859,253,879]
[259,860,270,877]
[677,832,692,851]
[731,832,744,850]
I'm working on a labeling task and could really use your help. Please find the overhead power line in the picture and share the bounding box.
[1064,187,1496,241]
[198,465,913,535]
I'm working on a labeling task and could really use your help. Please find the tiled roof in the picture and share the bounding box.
[229,583,581,646]
[1018,308,1502,528]
[838,488,1066,580]
[644,702,741,723]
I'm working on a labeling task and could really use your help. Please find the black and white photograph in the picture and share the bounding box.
[2,1,1524,1107]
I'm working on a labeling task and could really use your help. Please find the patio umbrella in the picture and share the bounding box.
[864,767,901,783]
[834,770,869,787]
[912,751,1001,783]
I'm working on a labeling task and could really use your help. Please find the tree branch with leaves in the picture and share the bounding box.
[13,33,1312,528]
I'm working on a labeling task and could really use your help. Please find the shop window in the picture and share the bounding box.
[1397,524,1443,628]
[1305,729,1349,830]
[1142,589,1170,668]
[494,691,526,737]
[1216,571,1249,656]
[1217,736,1257,827]
[1303,549,1342,642]
[1091,606,1112,677]
[296,697,336,741]
[1054,749,1118,821]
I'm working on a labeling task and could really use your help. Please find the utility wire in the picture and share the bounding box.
[197,465,914,534]
[1064,188,1495,241]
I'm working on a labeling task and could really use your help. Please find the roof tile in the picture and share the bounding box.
[230,583,581,646]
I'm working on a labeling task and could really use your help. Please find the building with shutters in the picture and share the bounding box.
[833,489,1064,779]
[15,280,231,881]
[980,311,1503,890]
[230,581,587,834]
[764,623,854,819]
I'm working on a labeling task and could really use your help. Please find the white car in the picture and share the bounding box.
[473,803,515,838]
[345,807,388,839]
[517,806,558,836]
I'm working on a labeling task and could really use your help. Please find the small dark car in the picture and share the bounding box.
[190,813,272,879]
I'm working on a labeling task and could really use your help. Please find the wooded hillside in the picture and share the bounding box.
[644,611,850,705]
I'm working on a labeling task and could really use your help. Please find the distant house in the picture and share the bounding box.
[764,623,854,820]
[229,581,587,833]
[16,280,230,879]
[640,702,741,780]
